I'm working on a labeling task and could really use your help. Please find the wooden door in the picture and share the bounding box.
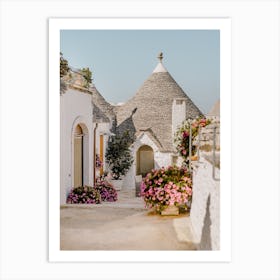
[74,124,83,187]
[137,145,154,176]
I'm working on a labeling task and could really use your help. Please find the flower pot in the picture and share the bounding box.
[161,205,179,216]
[111,179,123,191]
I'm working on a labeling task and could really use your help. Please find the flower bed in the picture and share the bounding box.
[66,185,101,204]
[95,176,118,202]
[140,165,192,213]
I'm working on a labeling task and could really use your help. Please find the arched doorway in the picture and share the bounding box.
[74,124,84,187]
[136,145,154,176]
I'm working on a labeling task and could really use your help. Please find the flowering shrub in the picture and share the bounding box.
[174,117,211,160]
[140,165,192,213]
[95,176,118,202]
[95,154,103,169]
[66,185,101,204]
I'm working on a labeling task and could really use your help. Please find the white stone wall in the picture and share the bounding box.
[122,133,173,189]
[190,154,220,250]
[194,119,220,151]
[60,88,94,204]
[172,98,186,139]
[154,151,172,169]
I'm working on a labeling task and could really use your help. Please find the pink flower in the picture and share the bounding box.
[186,186,192,195]
[183,131,189,138]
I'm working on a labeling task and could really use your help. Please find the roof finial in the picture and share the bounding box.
[157,52,163,63]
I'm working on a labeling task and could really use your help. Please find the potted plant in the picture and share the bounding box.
[140,165,192,215]
[105,130,134,190]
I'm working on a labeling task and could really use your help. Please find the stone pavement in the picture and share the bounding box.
[60,189,197,250]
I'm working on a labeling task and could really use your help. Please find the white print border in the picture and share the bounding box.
[49,17,231,262]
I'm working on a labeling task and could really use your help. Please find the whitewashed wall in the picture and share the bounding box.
[122,133,172,189]
[172,98,186,138]
[60,88,94,204]
[190,154,220,250]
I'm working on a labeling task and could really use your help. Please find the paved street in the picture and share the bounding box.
[60,189,197,250]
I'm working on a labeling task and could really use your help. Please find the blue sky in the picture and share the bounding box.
[60,30,220,114]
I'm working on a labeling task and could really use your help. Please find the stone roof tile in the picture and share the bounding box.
[116,61,203,152]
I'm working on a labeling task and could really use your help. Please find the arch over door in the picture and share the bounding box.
[136,145,154,176]
[74,125,83,187]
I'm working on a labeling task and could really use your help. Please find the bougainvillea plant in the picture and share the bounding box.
[174,117,211,160]
[140,165,192,213]
[66,185,101,204]
[95,175,118,202]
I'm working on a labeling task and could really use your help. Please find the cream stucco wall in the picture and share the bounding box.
[60,88,94,204]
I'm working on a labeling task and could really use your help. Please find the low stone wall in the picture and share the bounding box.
[194,119,220,152]
[190,154,220,250]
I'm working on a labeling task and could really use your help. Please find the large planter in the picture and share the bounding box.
[161,205,179,216]
[111,179,123,191]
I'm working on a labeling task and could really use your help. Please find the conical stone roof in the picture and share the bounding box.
[115,54,203,152]
[90,84,115,121]
[208,99,220,117]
